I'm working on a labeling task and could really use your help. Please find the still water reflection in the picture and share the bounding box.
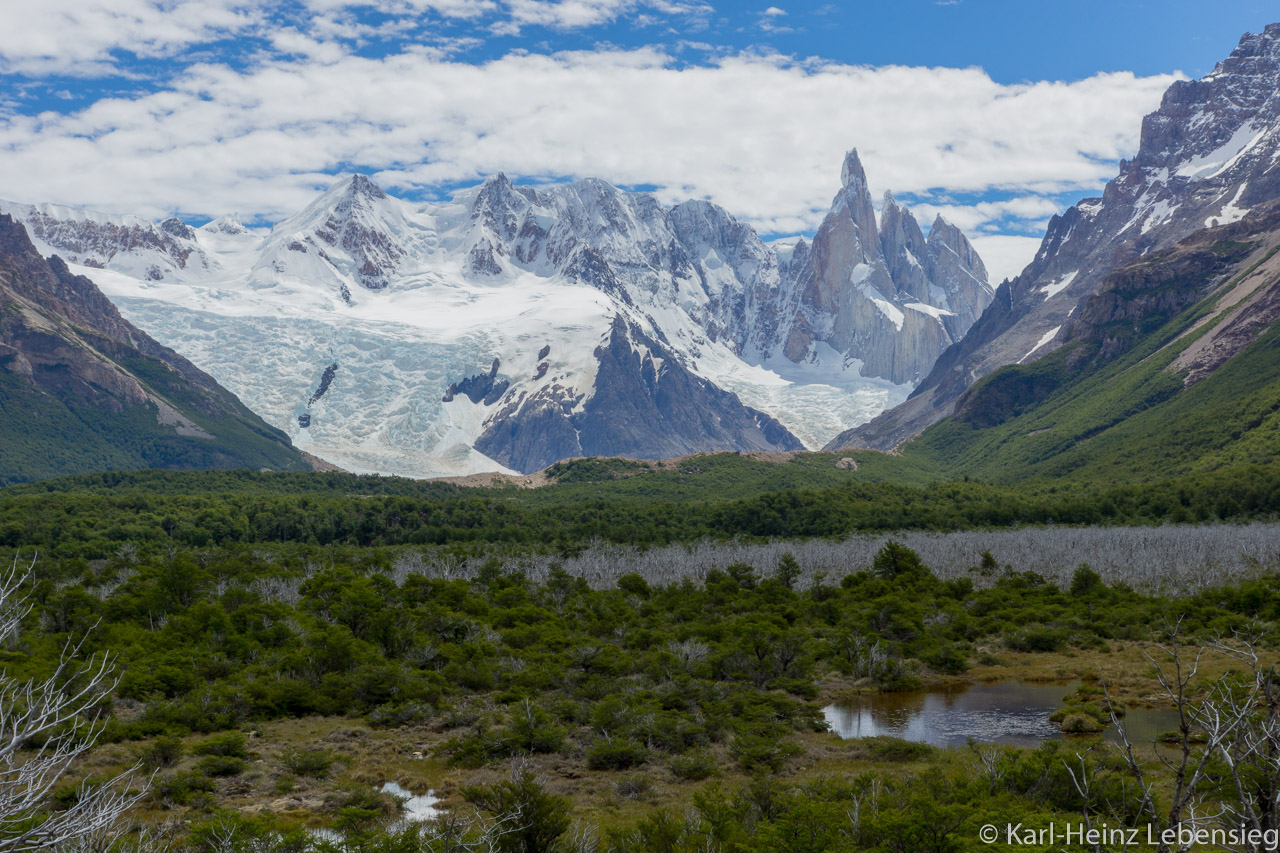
[823,681,1183,748]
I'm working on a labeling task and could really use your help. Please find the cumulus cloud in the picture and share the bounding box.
[968,236,1045,284]
[0,0,265,76]
[0,0,711,76]
[0,47,1175,282]
[909,196,1067,234]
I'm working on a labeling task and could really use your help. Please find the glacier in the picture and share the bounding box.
[2,153,989,477]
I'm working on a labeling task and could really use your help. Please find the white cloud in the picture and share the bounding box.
[301,0,495,13]
[969,235,1044,284]
[0,47,1175,279]
[910,196,1066,234]
[0,0,265,76]
[500,0,710,32]
[0,0,709,76]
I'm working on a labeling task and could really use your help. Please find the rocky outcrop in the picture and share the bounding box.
[1067,198,1280,379]
[0,200,207,281]
[832,23,1280,451]
[443,359,510,406]
[474,317,803,474]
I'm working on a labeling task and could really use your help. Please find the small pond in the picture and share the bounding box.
[823,681,1183,748]
[380,782,443,823]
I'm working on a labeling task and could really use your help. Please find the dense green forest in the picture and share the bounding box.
[3,456,1280,559]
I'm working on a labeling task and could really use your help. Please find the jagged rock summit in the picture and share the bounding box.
[832,22,1280,451]
[0,153,991,477]
[779,150,992,385]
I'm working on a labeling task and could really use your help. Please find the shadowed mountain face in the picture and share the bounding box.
[833,23,1280,452]
[0,215,309,484]
[475,317,803,474]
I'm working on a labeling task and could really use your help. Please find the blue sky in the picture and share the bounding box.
[0,0,1274,281]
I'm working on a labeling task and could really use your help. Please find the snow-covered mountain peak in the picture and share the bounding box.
[1135,28,1279,175]
[260,173,424,297]
[200,215,249,236]
[345,173,389,201]
[840,148,868,191]
[5,149,994,477]
[290,173,400,230]
[159,217,197,241]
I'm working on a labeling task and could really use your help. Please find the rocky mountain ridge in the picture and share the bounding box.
[0,152,990,477]
[833,22,1280,451]
[915,197,1280,483]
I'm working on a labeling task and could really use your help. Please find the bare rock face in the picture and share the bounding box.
[833,23,1280,451]
[473,317,803,474]
[310,175,406,290]
[0,201,205,280]
[778,151,993,385]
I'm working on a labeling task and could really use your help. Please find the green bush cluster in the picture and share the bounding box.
[6,539,1274,791]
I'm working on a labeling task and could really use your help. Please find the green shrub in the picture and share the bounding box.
[1004,626,1068,653]
[462,769,571,853]
[367,702,434,729]
[331,788,397,834]
[729,729,802,774]
[857,736,935,763]
[191,731,248,759]
[616,573,650,597]
[152,771,217,807]
[615,776,653,800]
[586,738,648,771]
[872,542,927,580]
[139,734,184,768]
[1059,713,1103,734]
[280,748,336,778]
[924,644,969,674]
[196,755,247,777]
[668,750,718,781]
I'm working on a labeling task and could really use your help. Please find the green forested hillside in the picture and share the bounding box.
[902,214,1280,485]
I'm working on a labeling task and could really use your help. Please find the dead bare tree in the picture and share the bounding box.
[0,553,146,853]
[1197,630,1280,852]
[1102,621,1251,853]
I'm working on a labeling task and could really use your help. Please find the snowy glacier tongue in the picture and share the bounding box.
[31,170,943,478]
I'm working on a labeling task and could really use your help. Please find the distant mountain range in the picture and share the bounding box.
[0,152,989,477]
[6,22,1278,487]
